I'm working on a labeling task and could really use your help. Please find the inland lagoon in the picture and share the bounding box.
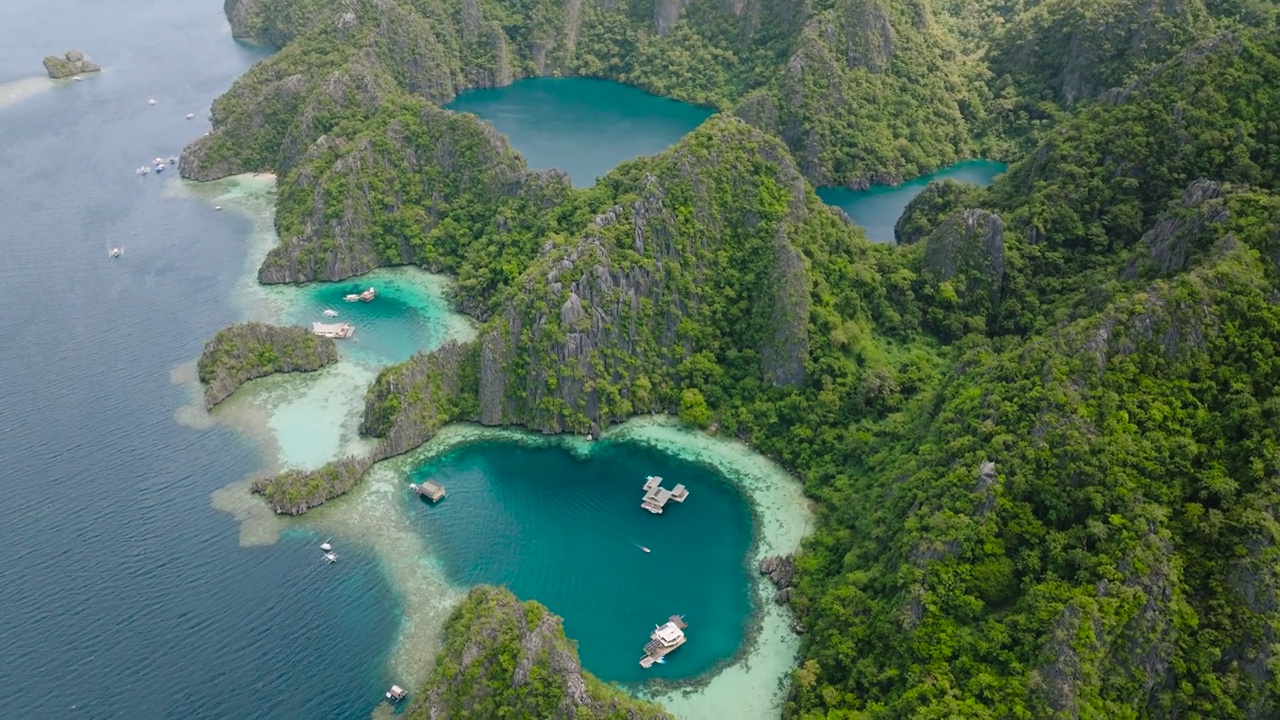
[818,159,1008,243]
[446,77,715,187]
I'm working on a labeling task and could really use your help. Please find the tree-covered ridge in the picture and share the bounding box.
[201,0,999,188]
[785,32,1280,718]
[409,585,670,719]
[792,201,1280,718]
[262,96,573,316]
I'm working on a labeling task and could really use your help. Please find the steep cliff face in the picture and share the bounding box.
[407,586,670,719]
[990,0,1213,108]
[793,228,1280,716]
[197,0,996,190]
[196,322,338,408]
[362,116,841,445]
[259,98,571,305]
[744,0,988,186]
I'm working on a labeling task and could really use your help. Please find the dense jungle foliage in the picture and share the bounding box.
[196,0,1280,717]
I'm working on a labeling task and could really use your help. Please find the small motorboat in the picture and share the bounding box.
[320,540,333,552]
[185,113,194,119]
[108,247,123,258]
[323,552,338,564]
[168,156,178,165]
[322,309,339,317]
[641,546,651,553]
[148,99,156,105]
[214,205,223,211]
[72,76,82,82]
[153,164,165,173]
[135,166,149,176]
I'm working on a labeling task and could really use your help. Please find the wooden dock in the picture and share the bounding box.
[640,476,689,514]
[410,480,446,502]
[639,615,688,668]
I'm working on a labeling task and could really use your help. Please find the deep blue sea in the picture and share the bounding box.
[0,3,410,718]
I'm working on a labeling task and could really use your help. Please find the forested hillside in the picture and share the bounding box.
[195,0,1280,717]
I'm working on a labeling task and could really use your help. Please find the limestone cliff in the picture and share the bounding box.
[990,0,1213,108]
[258,98,571,308]
[407,586,670,719]
[196,322,338,408]
[362,116,846,454]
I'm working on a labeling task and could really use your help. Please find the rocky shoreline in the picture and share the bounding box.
[197,322,338,409]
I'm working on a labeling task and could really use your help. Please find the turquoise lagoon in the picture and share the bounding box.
[408,439,754,684]
[818,159,1008,243]
[446,77,714,187]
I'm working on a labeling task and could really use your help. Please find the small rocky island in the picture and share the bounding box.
[197,322,338,409]
[43,50,100,79]
[405,586,671,719]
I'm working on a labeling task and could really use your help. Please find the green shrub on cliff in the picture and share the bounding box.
[196,322,338,408]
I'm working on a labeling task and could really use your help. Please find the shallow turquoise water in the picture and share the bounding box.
[446,77,714,187]
[818,159,1008,243]
[407,439,754,685]
[279,272,466,368]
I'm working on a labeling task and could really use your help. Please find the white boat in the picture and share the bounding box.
[320,541,333,552]
[214,206,222,211]
[148,99,156,105]
[154,164,165,173]
[73,76,82,82]
[322,309,339,317]
[323,552,338,563]
[185,113,194,119]
[108,247,123,258]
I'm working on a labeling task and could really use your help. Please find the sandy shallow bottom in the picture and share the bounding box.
[0,75,57,110]
[176,174,812,718]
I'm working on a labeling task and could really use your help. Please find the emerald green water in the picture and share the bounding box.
[818,159,1008,243]
[446,77,714,187]
[407,439,754,684]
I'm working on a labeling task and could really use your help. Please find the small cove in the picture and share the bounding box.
[818,159,1008,243]
[407,439,754,684]
[446,77,714,187]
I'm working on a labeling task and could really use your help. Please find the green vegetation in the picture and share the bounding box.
[251,455,371,515]
[407,585,670,719]
[196,322,337,408]
[198,0,1280,716]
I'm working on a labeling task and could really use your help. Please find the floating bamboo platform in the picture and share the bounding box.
[640,476,688,514]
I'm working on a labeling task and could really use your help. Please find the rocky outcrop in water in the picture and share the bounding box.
[406,585,671,720]
[196,322,338,409]
[250,455,371,515]
[760,554,798,604]
[43,50,100,79]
